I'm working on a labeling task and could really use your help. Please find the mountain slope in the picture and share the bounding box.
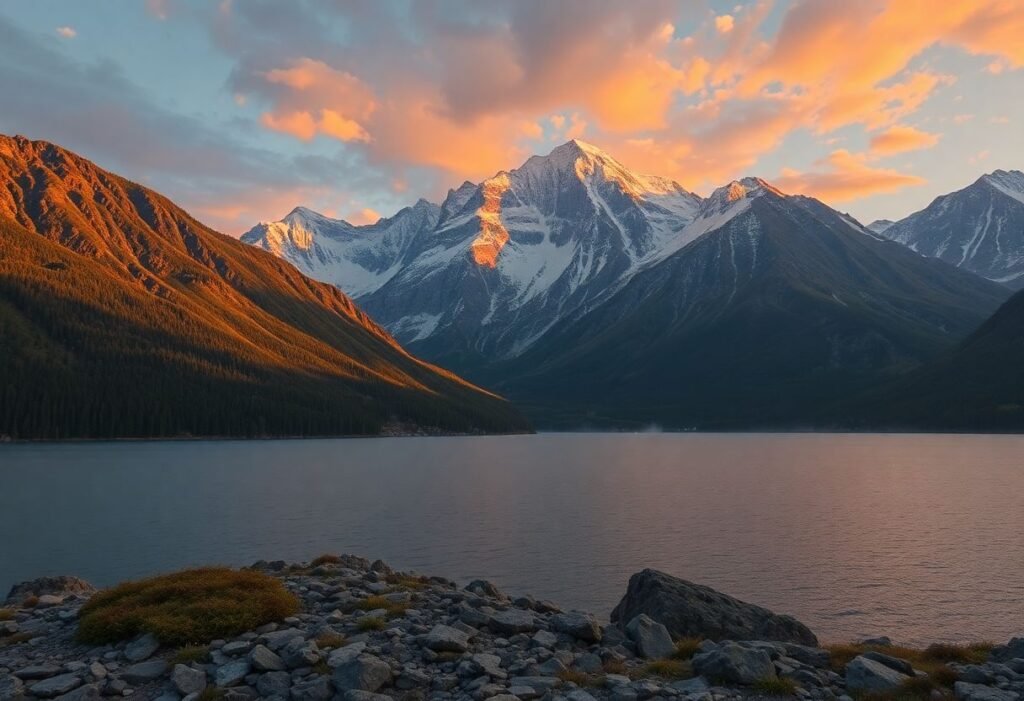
[481,183,1011,428]
[849,288,1024,430]
[0,135,528,439]
[882,170,1024,288]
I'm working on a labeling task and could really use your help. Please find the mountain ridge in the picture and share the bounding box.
[0,134,528,439]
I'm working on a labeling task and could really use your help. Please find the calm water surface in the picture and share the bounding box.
[1,433,1022,646]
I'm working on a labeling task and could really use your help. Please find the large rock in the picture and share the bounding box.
[611,569,818,646]
[170,665,206,696]
[489,609,539,635]
[5,576,95,605]
[625,614,675,660]
[291,676,333,700]
[550,611,602,643]
[845,655,910,692]
[333,654,393,692]
[248,644,285,671]
[692,642,776,684]
[121,659,168,685]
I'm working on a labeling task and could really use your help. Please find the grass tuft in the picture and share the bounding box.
[310,554,341,567]
[921,643,992,665]
[21,596,38,609]
[0,632,34,647]
[197,689,225,701]
[357,595,408,618]
[557,668,590,685]
[753,677,798,696]
[827,641,993,678]
[637,659,693,679]
[602,658,627,675]
[673,637,703,660]
[357,616,386,632]
[77,567,300,646]
[169,644,210,665]
[384,574,428,590]
[314,632,347,649]
[0,608,14,621]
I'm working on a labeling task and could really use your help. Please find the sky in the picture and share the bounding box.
[0,0,1021,235]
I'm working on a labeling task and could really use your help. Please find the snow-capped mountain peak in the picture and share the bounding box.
[980,169,1024,205]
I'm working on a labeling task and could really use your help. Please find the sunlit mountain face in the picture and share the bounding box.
[244,140,1012,429]
[0,135,529,439]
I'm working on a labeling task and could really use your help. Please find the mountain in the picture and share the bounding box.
[482,181,1011,428]
[881,170,1024,288]
[866,219,895,234]
[245,141,1011,429]
[241,199,440,298]
[850,288,1024,430]
[0,135,528,439]
[246,140,702,366]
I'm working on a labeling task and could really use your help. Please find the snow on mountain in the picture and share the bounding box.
[241,199,440,298]
[867,219,895,234]
[881,169,1024,287]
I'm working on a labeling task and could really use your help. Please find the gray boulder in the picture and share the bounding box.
[344,692,395,701]
[625,614,675,660]
[333,654,393,692]
[489,609,539,635]
[692,642,776,684]
[124,633,160,662]
[861,650,915,676]
[171,664,206,696]
[0,675,24,699]
[954,682,1019,701]
[990,637,1024,663]
[248,644,285,671]
[845,655,910,692]
[550,611,602,643]
[256,671,291,697]
[281,637,321,668]
[122,659,168,685]
[214,659,250,687]
[465,580,507,601]
[291,676,333,700]
[28,674,83,699]
[424,624,471,652]
[611,569,818,646]
[51,683,102,701]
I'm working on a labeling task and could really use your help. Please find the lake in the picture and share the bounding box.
[1,432,1022,646]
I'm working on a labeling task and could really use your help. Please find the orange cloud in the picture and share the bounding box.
[775,150,925,202]
[260,111,317,140]
[55,26,76,39]
[715,15,735,34]
[348,208,381,225]
[869,125,941,155]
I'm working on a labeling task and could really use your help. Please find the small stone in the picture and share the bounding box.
[124,633,161,662]
[51,683,103,701]
[489,609,539,635]
[248,644,285,672]
[15,664,62,680]
[280,637,321,668]
[214,659,250,687]
[121,659,168,685]
[861,651,915,676]
[692,642,776,684]
[87,662,107,680]
[550,611,602,643]
[255,670,290,697]
[343,692,394,701]
[424,624,471,652]
[34,594,65,608]
[171,664,206,696]
[531,630,558,648]
[333,654,393,692]
[625,614,675,660]
[327,642,367,668]
[291,675,333,701]
[221,640,253,656]
[0,675,24,699]
[954,682,1019,701]
[28,673,82,698]
[845,656,910,692]
[465,580,507,601]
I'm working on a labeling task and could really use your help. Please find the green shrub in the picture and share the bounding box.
[170,645,210,665]
[77,567,300,646]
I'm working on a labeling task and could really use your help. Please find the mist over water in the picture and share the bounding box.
[2,433,1022,646]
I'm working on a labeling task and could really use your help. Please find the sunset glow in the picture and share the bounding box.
[0,1,1021,233]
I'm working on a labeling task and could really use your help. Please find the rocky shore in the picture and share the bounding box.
[1,556,1021,701]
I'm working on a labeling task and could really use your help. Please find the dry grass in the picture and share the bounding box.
[602,658,627,675]
[21,596,38,609]
[314,632,347,649]
[753,677,799,696]
[357,595,408,618]
[77,567,300,646]
[557,669,590,685]
[169,645,210,665]
[673,637,703,660]
[859,675,956,701]
[0,609,14,621]
[921,643,992,665]
[312,659,331,675]
[197,689,225,701]
[310,554,342,567]
[357,616,387,632]
[0,632,34,647]
[384,574,428,590]
[636,659,693,679]
[827,641,991,677]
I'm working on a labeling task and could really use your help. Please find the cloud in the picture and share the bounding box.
[715,15,735,34]
[55,26,76,39]
[348,208,381,225]
[775,150,926,202]
[869,125,941,154]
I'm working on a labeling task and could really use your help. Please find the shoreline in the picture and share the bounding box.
[2,556,1021,701]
